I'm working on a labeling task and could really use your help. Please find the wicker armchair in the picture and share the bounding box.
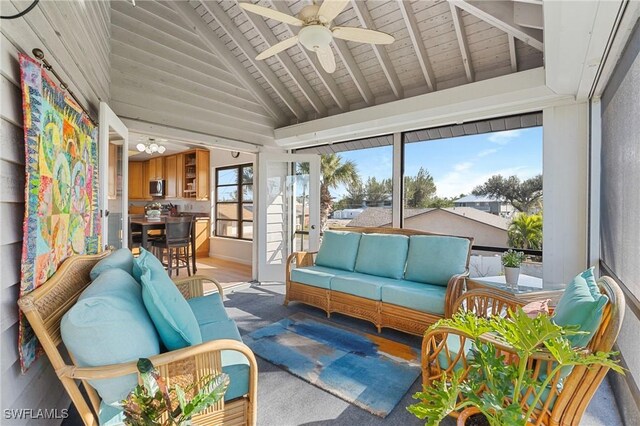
[17,252,258,426]
[421,277,624,426]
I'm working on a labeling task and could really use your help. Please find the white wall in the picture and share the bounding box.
[542,103,589,288]
[0,1,110,423]
[209,148,255,266]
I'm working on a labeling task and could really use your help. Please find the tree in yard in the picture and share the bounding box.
[404,167,437,208]
[427,196,455,208]
[302,154,358,230]
[508,213,543,250]
[472,174,543,213]
[343,177,366,208]
[364,177,392,206]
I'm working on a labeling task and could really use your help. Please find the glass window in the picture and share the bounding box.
[215,164,253,240]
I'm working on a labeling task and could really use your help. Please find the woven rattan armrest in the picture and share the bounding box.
[444,270,470,317]
[172,275,223,299]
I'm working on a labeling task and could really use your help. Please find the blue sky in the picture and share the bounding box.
[330,127,542,199]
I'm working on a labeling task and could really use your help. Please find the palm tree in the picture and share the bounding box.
[508,213,543,250]
[300,154,358,230]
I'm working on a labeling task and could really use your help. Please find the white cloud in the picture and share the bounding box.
[435,166,538,198]
[477,148,499,157]
[488,130,522,145]
[453,162,473,172]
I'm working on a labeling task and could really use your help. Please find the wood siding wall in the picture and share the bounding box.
[109,0,276,146]
[0,1,110,423]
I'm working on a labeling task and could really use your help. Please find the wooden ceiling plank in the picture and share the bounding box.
[170,1,288,122]
[239,4,328,117]
[508,35,518,72]
[350,0,404,99]
[333,38,374,105]
[449,3,475,82]
[449,0,544,52]
[397,1,436,91]
[268,0,350,111]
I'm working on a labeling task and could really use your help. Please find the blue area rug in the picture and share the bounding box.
[244,312,421,417]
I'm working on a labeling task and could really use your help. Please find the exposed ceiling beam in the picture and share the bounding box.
[170,1,286,123]
[350,0,404,99]
[269,0,349,111]
[333,38,374,106]
[397,1,436,91]
[449,3,474,83]
[237,2,327,117]
[195,1,307,120]
[508,35,517,73]
[513,2,543,30]
[450,0,544,52]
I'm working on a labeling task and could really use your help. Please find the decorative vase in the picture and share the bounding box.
[504,266,520,288]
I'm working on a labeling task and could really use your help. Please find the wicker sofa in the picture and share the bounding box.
[285,227,473,336]
[17,250,257,426]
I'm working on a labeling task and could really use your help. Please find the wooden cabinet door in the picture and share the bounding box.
[128,162,144,199]
[154,157,165,180]
[176,154,184,198]
[196,150,210,200]
[165,155,177,198]
[194,220,210,256]
[142,161,151,199]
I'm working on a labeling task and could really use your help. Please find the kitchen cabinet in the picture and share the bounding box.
[183,149,210,200]
[148,157,164,180]
[194,219,210,257]
[128,161,145,200]
[164,155,178,198]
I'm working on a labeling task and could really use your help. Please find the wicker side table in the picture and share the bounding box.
[466,274,564,305]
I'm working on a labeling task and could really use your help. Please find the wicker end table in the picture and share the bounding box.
[467,274,565,305]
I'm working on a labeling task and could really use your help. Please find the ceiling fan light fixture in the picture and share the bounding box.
[136,143,146,152]
[298,25,332,52]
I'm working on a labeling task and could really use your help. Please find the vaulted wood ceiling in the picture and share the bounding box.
[110,0,544,144]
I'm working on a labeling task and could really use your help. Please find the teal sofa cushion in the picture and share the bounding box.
[90,248,134,281]
[290,265,352,289]
[98,402,125,426]
[61,270,160,407]
[315,230,362,271]
[553,268,608,348]
[200,319,250,401]
[380,280,448,315]
[330,273,399,300]
[405,235,470,286]
[136,248,202,350]
[354,233,409,279]
[188,293,229,326]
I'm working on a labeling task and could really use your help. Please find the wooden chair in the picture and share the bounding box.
[17,252,258,426]
[152,217,193,277]
[421,277,625,426]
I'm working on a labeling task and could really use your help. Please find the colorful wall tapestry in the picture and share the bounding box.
[19,53,100,371]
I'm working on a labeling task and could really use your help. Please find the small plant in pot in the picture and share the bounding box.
[407,310,623,426]
[502,249,525,287]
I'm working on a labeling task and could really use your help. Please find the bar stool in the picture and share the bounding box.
[151,217,193,277]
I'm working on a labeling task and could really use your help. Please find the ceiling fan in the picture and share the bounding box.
[239,0,395,73]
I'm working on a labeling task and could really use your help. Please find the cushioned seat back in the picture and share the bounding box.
[404,235,470,286]
[354,233,409,279]
[315,230,362,271]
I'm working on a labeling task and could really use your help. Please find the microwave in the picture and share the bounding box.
[149,179,165,197]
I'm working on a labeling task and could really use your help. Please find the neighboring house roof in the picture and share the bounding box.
[454,194,506,203]
[347,207,510,231]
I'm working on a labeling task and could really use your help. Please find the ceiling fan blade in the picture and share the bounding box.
[332,27,395,44]
[317,0,350,23]
[239,2,303,27]
[256,36,299,60]
[316,45,336,73]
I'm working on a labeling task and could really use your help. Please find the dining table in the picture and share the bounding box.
[130,215,198,273]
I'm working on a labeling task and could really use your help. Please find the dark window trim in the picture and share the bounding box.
[215,163,253,240]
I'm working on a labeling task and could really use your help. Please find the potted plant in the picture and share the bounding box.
[121,358,229,426]
[407,310,623,426]
[502,249,525,287]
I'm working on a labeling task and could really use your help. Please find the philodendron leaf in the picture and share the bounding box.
[181,373,230,420]
[430,312,492,340]
[407,371,463,426]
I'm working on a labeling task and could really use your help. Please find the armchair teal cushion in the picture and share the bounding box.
[135,248,202,350]
[89,248,134,280]
[61,269,160,407]
[553,268,608,348]
[354,233,409,279]
[315,231,362,271]
[404,235,470,286]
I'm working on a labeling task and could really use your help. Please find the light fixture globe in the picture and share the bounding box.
[149,142,159,152]
[136,143,146,152]
[298,25,332,51]
[158,146,166,154]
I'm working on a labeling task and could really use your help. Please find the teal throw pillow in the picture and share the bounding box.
[404,235,470,286]
[315,231,362,271]
[354,233,409,279]
[553,268,608,348]
[61,268,160,407]
[136,248,202,350]
[89,248,134,280]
